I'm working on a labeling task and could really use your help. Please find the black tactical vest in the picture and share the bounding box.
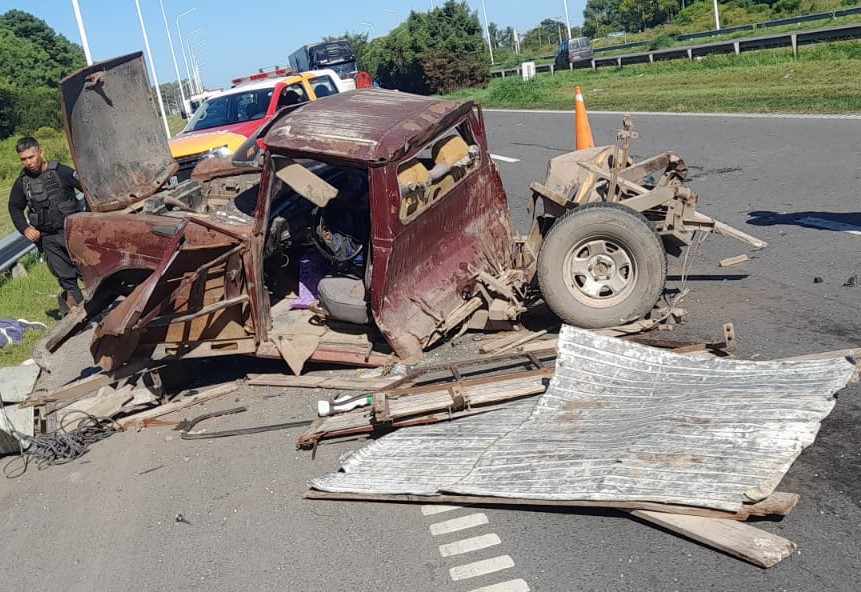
[21,161,78,233]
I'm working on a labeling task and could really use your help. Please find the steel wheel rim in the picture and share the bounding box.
[562,237,636,308]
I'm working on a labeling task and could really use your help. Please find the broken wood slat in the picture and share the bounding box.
[58,384,135,423]
[629,510,796,568]
[255,340,393,368]
[479,331,536,354]
[719,254,750,267]
[487,330,549,356]
[20,358,152,408]
[299,405,511,448]
[297,371,550,447]
[388,374,549,419]
[303,490,799,521]
[245,374,398,391]
[119,382,238,429]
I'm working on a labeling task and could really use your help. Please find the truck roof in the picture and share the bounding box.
[263,89,474,165]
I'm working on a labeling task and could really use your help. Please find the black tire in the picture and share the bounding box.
[537,202,667,329]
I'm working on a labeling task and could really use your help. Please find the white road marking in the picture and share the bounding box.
[439,533,502,557]
[430,513,489,536]
[450,555,515,581]
[796,216,861,236]
[466,580,531,592]
[421,504,462,516]
[491,153,520,163]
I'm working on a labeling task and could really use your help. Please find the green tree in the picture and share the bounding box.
[361,1,488,94]
[0,10,85,88]
[0,10,85,138]
[583,0,625,37]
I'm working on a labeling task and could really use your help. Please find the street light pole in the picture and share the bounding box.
[175,7,197,98]
[134,0,171,137]
[562,0,572,39]
[713,0,721,30]
[480,0,494,65]
[189,39,206,94]
[158,0,187,116]
[70,0,93,64]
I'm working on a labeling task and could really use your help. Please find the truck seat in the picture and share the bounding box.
[432,135,470,166]
[316,275,369,325]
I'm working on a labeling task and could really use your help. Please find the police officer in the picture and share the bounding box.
[8,136,84,311]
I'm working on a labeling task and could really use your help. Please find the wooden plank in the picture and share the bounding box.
[58,384,135,423]
[246,374,398,391]
[479,331,533,354]
[629,510,796,568]
[119,382,238,429]
[487,330,548,356]
[303,490,799,521]
[20,358,151,408]
[719,254,750,267]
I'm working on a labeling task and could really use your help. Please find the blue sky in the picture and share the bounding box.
[1,1,587,89]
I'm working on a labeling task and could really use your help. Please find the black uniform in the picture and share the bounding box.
[8,161,85,305]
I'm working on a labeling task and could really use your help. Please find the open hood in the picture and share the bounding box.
[59,52,177,212]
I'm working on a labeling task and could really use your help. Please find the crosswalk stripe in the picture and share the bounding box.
[450,555,515,581]
[430,513,488,536]
[439,533,501,557]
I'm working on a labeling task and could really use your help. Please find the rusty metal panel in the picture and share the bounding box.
[59,52,177,212]
[310,326,856,511]
[263,89,472,165]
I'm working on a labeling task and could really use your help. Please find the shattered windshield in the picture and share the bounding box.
[183,87,274,132]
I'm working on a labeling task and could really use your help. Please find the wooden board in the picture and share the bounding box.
[629,510,797,568]
[303,490,799,521]
[246,374,398,391]
[20,358,151,409]
[119,382,237,429]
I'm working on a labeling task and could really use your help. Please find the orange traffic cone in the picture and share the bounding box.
[574,86,594,150]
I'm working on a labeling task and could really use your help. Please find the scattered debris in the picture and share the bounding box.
[719,254,750,267]
[297,350,556,449]
[120,382,239,430]
[246,374,398,391]
[307,325,857,567]
[178,406,313,441]
[3,414,122,478]
[137,464,165,476]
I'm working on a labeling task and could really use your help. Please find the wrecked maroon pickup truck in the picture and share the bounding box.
[37,53,765,374]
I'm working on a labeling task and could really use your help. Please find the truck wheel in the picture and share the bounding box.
[537,202,667,329]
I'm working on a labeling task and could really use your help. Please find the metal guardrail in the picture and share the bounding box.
[492,23,861,78]
[0,232,36,273]
[492,7,861,76]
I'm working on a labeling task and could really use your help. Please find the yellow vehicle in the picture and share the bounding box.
[168,69,345,183]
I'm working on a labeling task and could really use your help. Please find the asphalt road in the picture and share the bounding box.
[1,111,859,592]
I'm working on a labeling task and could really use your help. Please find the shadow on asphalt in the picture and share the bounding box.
[747,210,861,230]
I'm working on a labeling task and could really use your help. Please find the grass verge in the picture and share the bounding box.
[0,254,63,368]
[449,41,861,114]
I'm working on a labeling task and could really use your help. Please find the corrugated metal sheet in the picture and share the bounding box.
[310,325,856,512]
